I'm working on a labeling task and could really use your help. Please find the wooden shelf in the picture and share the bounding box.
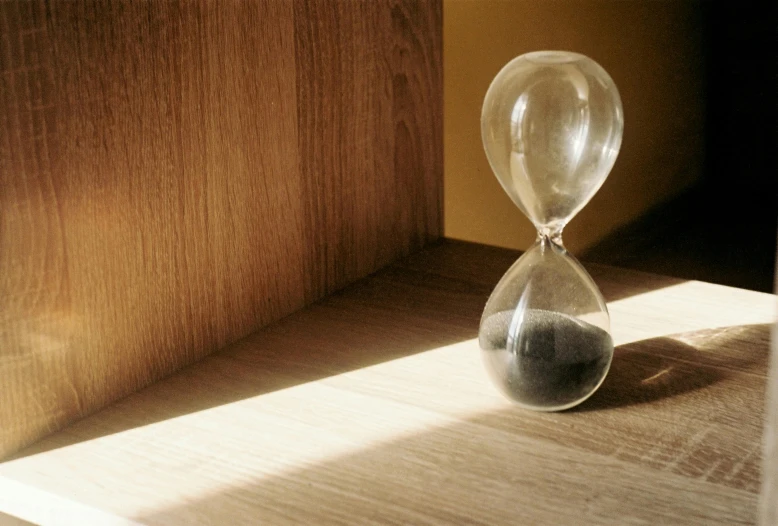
[0,241,773,525]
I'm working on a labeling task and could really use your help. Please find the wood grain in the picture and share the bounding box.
[0,241,772,525]
[760,275,778,525]
[0,0,442,458]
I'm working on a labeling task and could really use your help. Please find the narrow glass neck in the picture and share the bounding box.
[537,226,564,247]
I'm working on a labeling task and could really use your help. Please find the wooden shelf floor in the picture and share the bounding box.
[0,241,774,525]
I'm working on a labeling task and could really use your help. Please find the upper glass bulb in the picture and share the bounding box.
[481,51,623,235]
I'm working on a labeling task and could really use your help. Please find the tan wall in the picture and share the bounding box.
[444,0,705,253]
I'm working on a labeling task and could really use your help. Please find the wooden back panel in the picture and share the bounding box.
[0,0,441,458]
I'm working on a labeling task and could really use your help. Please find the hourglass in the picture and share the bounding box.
[479,51,623,411]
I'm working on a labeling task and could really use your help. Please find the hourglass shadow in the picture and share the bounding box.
[577,323,770,411]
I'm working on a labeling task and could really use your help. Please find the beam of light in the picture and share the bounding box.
[606,280,775,346]
[0,338,506,520]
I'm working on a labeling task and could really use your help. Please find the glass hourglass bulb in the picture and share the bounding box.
[479,51,623,411]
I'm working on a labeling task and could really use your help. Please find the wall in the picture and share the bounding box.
[444,0,705,253]
[0,0,442,458]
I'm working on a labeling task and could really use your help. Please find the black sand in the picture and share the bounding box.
[479,309,613,409]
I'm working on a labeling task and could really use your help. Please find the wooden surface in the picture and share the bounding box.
[760,274,778,525]
[0,512,33,526]
[0,240,773,525]
[0,0,442,458]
